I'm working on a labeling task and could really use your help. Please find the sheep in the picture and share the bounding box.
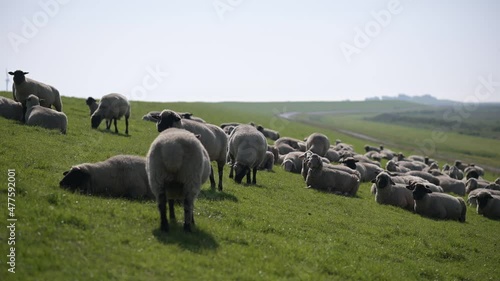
[442,164,450,172]
[454,160,468,171]
[423,162,439,173]
[227,124,267,184]
[146,128,211,232]
[467,189,500,207]
[364,145,381,153]
[386,160,410,173]
[297,141,307,152]
[407,155,425,163]
[301,152,360,181]
[496,178,500,185]
[446,165,464,180]
[258,151,275,171]
[305,154,359,196]
[396,160,427,171]
[352,154,380,166]
[60,155,153,200]
[407,182,466,222]
[275,137,301,150]
[86,97,98,116]
[474,192,500,219]
[364,150,382,162]
[142,111,161,122]
[153,110,228,190]
[223,125,236,135]
[25,95,67,134]
[178,112,206,123]
[0,97,23,121]
[433,174,466,196]
[325,148,341,163]
[424,157,437,166]
[388,174,443,193]
[282,151,305,174]
[404,171,440,186]
[464,164,485,177]
[341,157,382,182]
[305,133,330,157]
[9,70,63,122]
[465,178,493,194]
[220,122,241,129]
[91,93,130,135]
[372,172,414,211]
[379,146,395,160]
[256,125,280,141]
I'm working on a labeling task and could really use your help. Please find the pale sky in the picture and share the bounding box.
[2,0,499,102]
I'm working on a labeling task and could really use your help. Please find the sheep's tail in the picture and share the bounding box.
[459,198,466,223]
[53,89,63,112]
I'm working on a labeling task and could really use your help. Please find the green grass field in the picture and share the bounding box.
[1,92,499,280]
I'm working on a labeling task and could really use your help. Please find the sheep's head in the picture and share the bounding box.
[59,166,91,192]
[282,159,295,172]
[476,192,494,213]
[372,172,394,189]
[408,182,431,200]
[25,94,40,108]
[156,110,182,132]
[8,70,28,84]
[465,170,479,180]
[385,160,397,171]
[341,157,358,170]
[233,162,249,184]
[86,97,96,106]
[465,178,478,193]
[364,145,370,152]
[91,113,102,129]
[307,154,323,169]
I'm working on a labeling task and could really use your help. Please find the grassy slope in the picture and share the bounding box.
[0,92,499,280]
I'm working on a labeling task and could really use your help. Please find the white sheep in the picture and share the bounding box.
[325,148,341,162]
[147,128,211,232]
[305,154,359,196]
[300,152,360,181]
[372,172,414,211]
[256,125,280,141]
[306,133,330,157]
[258,151,275,171]
[386,160,410,173]
[0,97,23,121]
[404,171,440,186]
[60,155,153,199]
[282,151,305,174]
[153,110,228,190]
[408,182,466,222]
[91,93,130,135]
[9,70,63,121]
[473,192,500,219]
[465,178,493,194]
[341,157,382,183]
[25,95,67,134]
[388,174,443,193]
[467,189,500,207]
[396,160,427,171]
[433,173,466,196]
[227,124,267,184]
[274,137,302,154]
[142,111,161,122]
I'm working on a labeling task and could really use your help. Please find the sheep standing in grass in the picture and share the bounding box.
[153,110,228,190]
[306,133,330,157]
[91,93,130,135]
[305,154,359,196]
[473,192,500,219]
[372,172,414,211]
[256,125,280,141]
[0,97,23,121]
[60,155,153,199]
[147,128,211,232]
[227,124,267,184]
[9,70,63,121]
[407,182,466,222]
[25,95,67,134]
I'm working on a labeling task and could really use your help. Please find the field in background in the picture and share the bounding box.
[0,92,499,280]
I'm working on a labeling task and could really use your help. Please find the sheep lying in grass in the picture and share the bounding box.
[467,189,500,207]
[364,150,382,162]
[153,110,228,190]
[396,160,427,171]
[301,152,360,181]
[388,174,443,193]
[446,165,464,180]
[364,145,381,153]
[305,154,359,196]
[142,111,161,122]
[325,148,341,162]
[25,95,67,134]
[306,133,330,157]
[379,146,395,160]
[9,70,62,121]
[227,124,267,185]
[147,128,211,232]
[473,192,500,219]
[60,155,153,200]
[386,160,410,173]
[0,97,23,121]
[282,151,306,174]
[223,125,236,135]
[256,125,280,141]
[91,93,130,135]
[465,178,494,194]
[407,182,466,222]
[464,164,485,177]
[432,173,466,196]
[372,172,414,211]
[341,157,382,183]
[404,171,440,186]
[274,137,301,154]
[258,151,275,171]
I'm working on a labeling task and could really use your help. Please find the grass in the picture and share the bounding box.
[0,92,499,280]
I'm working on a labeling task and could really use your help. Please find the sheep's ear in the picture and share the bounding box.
[23,72,29,74]
[8,71,14,75]
[150,113,161,121]
[194,134,201,139]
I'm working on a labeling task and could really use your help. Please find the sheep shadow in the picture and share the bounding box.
[95,128,130,137]
[152,226,219,252]
[198,189,238,202]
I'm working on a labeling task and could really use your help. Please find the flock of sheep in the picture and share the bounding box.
[2,70,500,234]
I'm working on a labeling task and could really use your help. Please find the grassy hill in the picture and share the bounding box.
[1,92,499,280]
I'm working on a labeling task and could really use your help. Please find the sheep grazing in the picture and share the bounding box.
[9,70,63,122]
[341,157,382,183]
[256,125,280,141]
[60,155,153,200]
[467,189,500,207]
[305,133,330,157]
[0,97,23,121]
[227,124,267,184]
[258,151,275,171]
[305,154,359,196]
[91,93,130,135]
[408,182,466,222]
[153,110,228,190]
[372,172,414,211]
[25,95,67,134]
[473,192,500,219]
[147,128,211,232]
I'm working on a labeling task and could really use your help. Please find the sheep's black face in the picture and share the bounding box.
[466,170,479,180]
[412,184,431,200]
[91,114,102,129]
[86,97,96,106]
[157,111,181,132]
[60,168,90,192]
[8,70,28,85]
[376,174,389,189]
[343,159,357,170]
[476,193,492,210]
[234,163,249,184]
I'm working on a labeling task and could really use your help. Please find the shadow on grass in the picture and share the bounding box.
[198,189,238,202]
[152,226,219,252]
[95,128,131,137]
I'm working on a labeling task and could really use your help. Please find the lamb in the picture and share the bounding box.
[256,125,280,141]
[305,154,359,196]
[341,157,382,182]
[407,182,466,222]
[60,155,153,200]
[91,93,130,135]
[0,97,23,121]
[372,172,414,210]
[305,133,330,157]
[474,192,500,219]
[467,189,500,207]
[146,128,211,232]
[9,70,63,122]
[282,151,305,174]
[25,95,67,134]
[227,124,267,184]
[386,160,410,173]
[152,110,228,190]
[258,151,275,171]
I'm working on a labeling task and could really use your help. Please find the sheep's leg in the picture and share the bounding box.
[209,166,216,190]
[125,116,129,135]
[217,161,224,191]
[21,103,27,123]
[113,118,118,133]
[105,120,111,130]
[183,197,194,232]
[246,169,251,184]
[158,192,169,232]
[252,167,257,185]
[168,199,176,220]
[228,155,235,179]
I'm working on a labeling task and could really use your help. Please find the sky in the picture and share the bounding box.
[1,0,500,102]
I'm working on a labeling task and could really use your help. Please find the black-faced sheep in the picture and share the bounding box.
[467,189,500,207]
[227,124,267,185]
[60,155,153,200]
[25,95,67,134]
[474,192,500,219]
[341,157,382,183]
[364,145,381,153]
[146,128,211,232]
[446,165,464,180]
[86,97,98,116]
[372,172,414,211]
[0,97,23,122]
[91,93,130,134]
[153,110,228,190]
[386,160,410,173]
[305,154,359,196]
[305,133,330,157]
[256,125,280,141]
